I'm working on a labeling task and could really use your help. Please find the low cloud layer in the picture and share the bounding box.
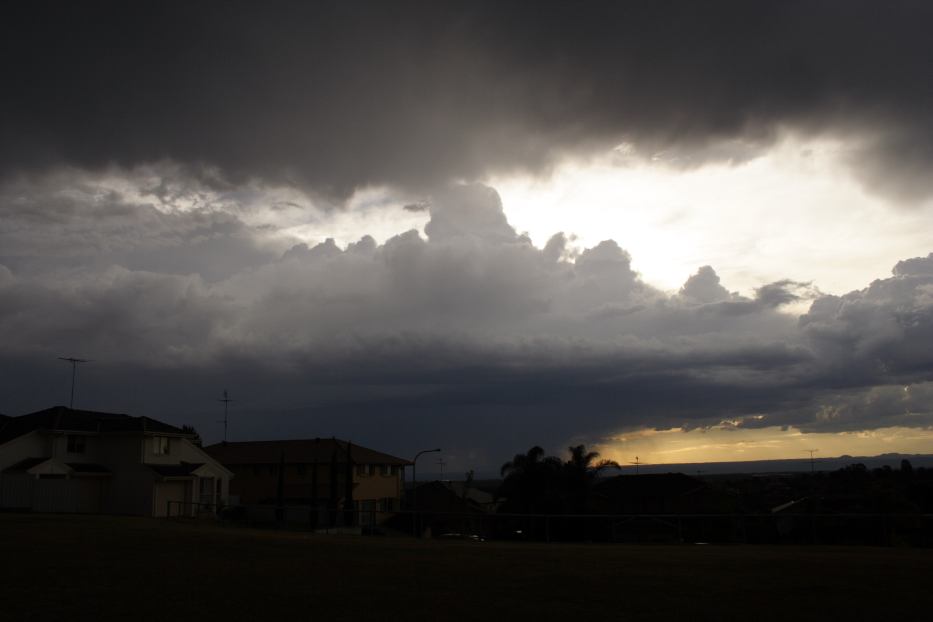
[2,174,933,466]
[3,1,933,202]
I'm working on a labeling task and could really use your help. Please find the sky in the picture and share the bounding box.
[3,1,933,475]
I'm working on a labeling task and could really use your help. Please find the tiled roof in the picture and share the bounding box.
[204,438,411,466]
[0,406,189,444]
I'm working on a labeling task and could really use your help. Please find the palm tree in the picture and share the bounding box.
[563,444,619,513]
[498,446,562,513]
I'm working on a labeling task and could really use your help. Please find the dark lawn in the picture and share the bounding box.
[1,513,931,621]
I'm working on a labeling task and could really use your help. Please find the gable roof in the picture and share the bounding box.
[204,438,411,466]
[0,406,190,445]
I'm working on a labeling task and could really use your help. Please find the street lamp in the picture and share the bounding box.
[410,448,441,536]
[411,448,441,501]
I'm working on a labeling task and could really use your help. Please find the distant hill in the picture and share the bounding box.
[424,453,933,482]
[606,453,933,477]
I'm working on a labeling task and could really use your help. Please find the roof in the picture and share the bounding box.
[204,438,411,466]
[3,457,49,472]
[148,463,204,477]
[3,457,110,474]
[0,406,190,445]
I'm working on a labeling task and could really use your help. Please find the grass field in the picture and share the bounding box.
[2,514,931,621]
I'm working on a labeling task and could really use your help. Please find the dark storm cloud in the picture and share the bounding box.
[3,1,933,200]
[5,179,933,469]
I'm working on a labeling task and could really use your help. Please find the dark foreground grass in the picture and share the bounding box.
[2,514,932,621]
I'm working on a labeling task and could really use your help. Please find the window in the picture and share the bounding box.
[381,497,395,512]
[152,436,170,455]
[381,464,391,476]
[357,464,372,476]
[252,465,261,477]
[297,464,307,477]
[67,435,86,454]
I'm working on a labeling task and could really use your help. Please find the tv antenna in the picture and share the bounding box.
[629,456,645,475]
[804,449,819,474]
[58,357,89,409]
[436,457,447,478]
[217,389,233,442]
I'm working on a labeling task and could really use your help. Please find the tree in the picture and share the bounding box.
[563,444,620,513]
[498,446,562,513]
[181,425,202,447]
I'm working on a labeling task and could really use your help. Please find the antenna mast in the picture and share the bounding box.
[805,449,819,474]
[58,357,89,409]
[217,389,233,442]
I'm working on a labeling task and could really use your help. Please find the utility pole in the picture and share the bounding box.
[629,456,642,475]
[58,357,89,409]
[436,457,447,479]
[217,390,233,443]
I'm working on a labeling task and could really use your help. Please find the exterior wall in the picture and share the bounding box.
[228,463,339,505]
[0,431,50,472]
[0,475,107,513]
[50,433,103,464]
[227,462,403,515]
[153,480,190,517]
[142,436,209,465]
[104,470,155,516]
[354,467,403,508]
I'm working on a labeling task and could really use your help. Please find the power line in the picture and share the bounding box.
[58,357,89,409]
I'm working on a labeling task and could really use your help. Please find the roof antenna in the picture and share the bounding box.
[58,357,89,409]
[217,389,233,443]
[628,455,644,475]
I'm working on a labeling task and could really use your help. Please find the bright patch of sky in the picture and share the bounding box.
[597,425,933,466]
[489,136,933,297]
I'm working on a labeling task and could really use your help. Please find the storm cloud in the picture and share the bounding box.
[3,1,933,201]
[3,176,933,466]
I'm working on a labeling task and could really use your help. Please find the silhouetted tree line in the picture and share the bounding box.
[496,445,619,514]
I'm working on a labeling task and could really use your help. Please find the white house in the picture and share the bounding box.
[0,406,232,517]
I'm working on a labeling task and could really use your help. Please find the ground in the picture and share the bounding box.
[1,514,931,621]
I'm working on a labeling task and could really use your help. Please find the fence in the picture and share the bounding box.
[165,501,933,546]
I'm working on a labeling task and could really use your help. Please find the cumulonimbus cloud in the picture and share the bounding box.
[3,175,933,462]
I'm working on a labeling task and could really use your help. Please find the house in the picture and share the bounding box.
[388,480,492,537]
[203,438,410,524]
[0,406,232,517]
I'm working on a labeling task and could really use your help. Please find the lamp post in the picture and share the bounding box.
[411,448,441,536]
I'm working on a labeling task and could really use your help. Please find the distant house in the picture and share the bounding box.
[389,480,493,537]
[0,406,232,517]
[203,438,410,523]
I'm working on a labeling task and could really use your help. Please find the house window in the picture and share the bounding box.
[357,464,371,476]
[67,435,86,454]
[381,497,395,512]
[153,436,170,455]
[297,464,307,477]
